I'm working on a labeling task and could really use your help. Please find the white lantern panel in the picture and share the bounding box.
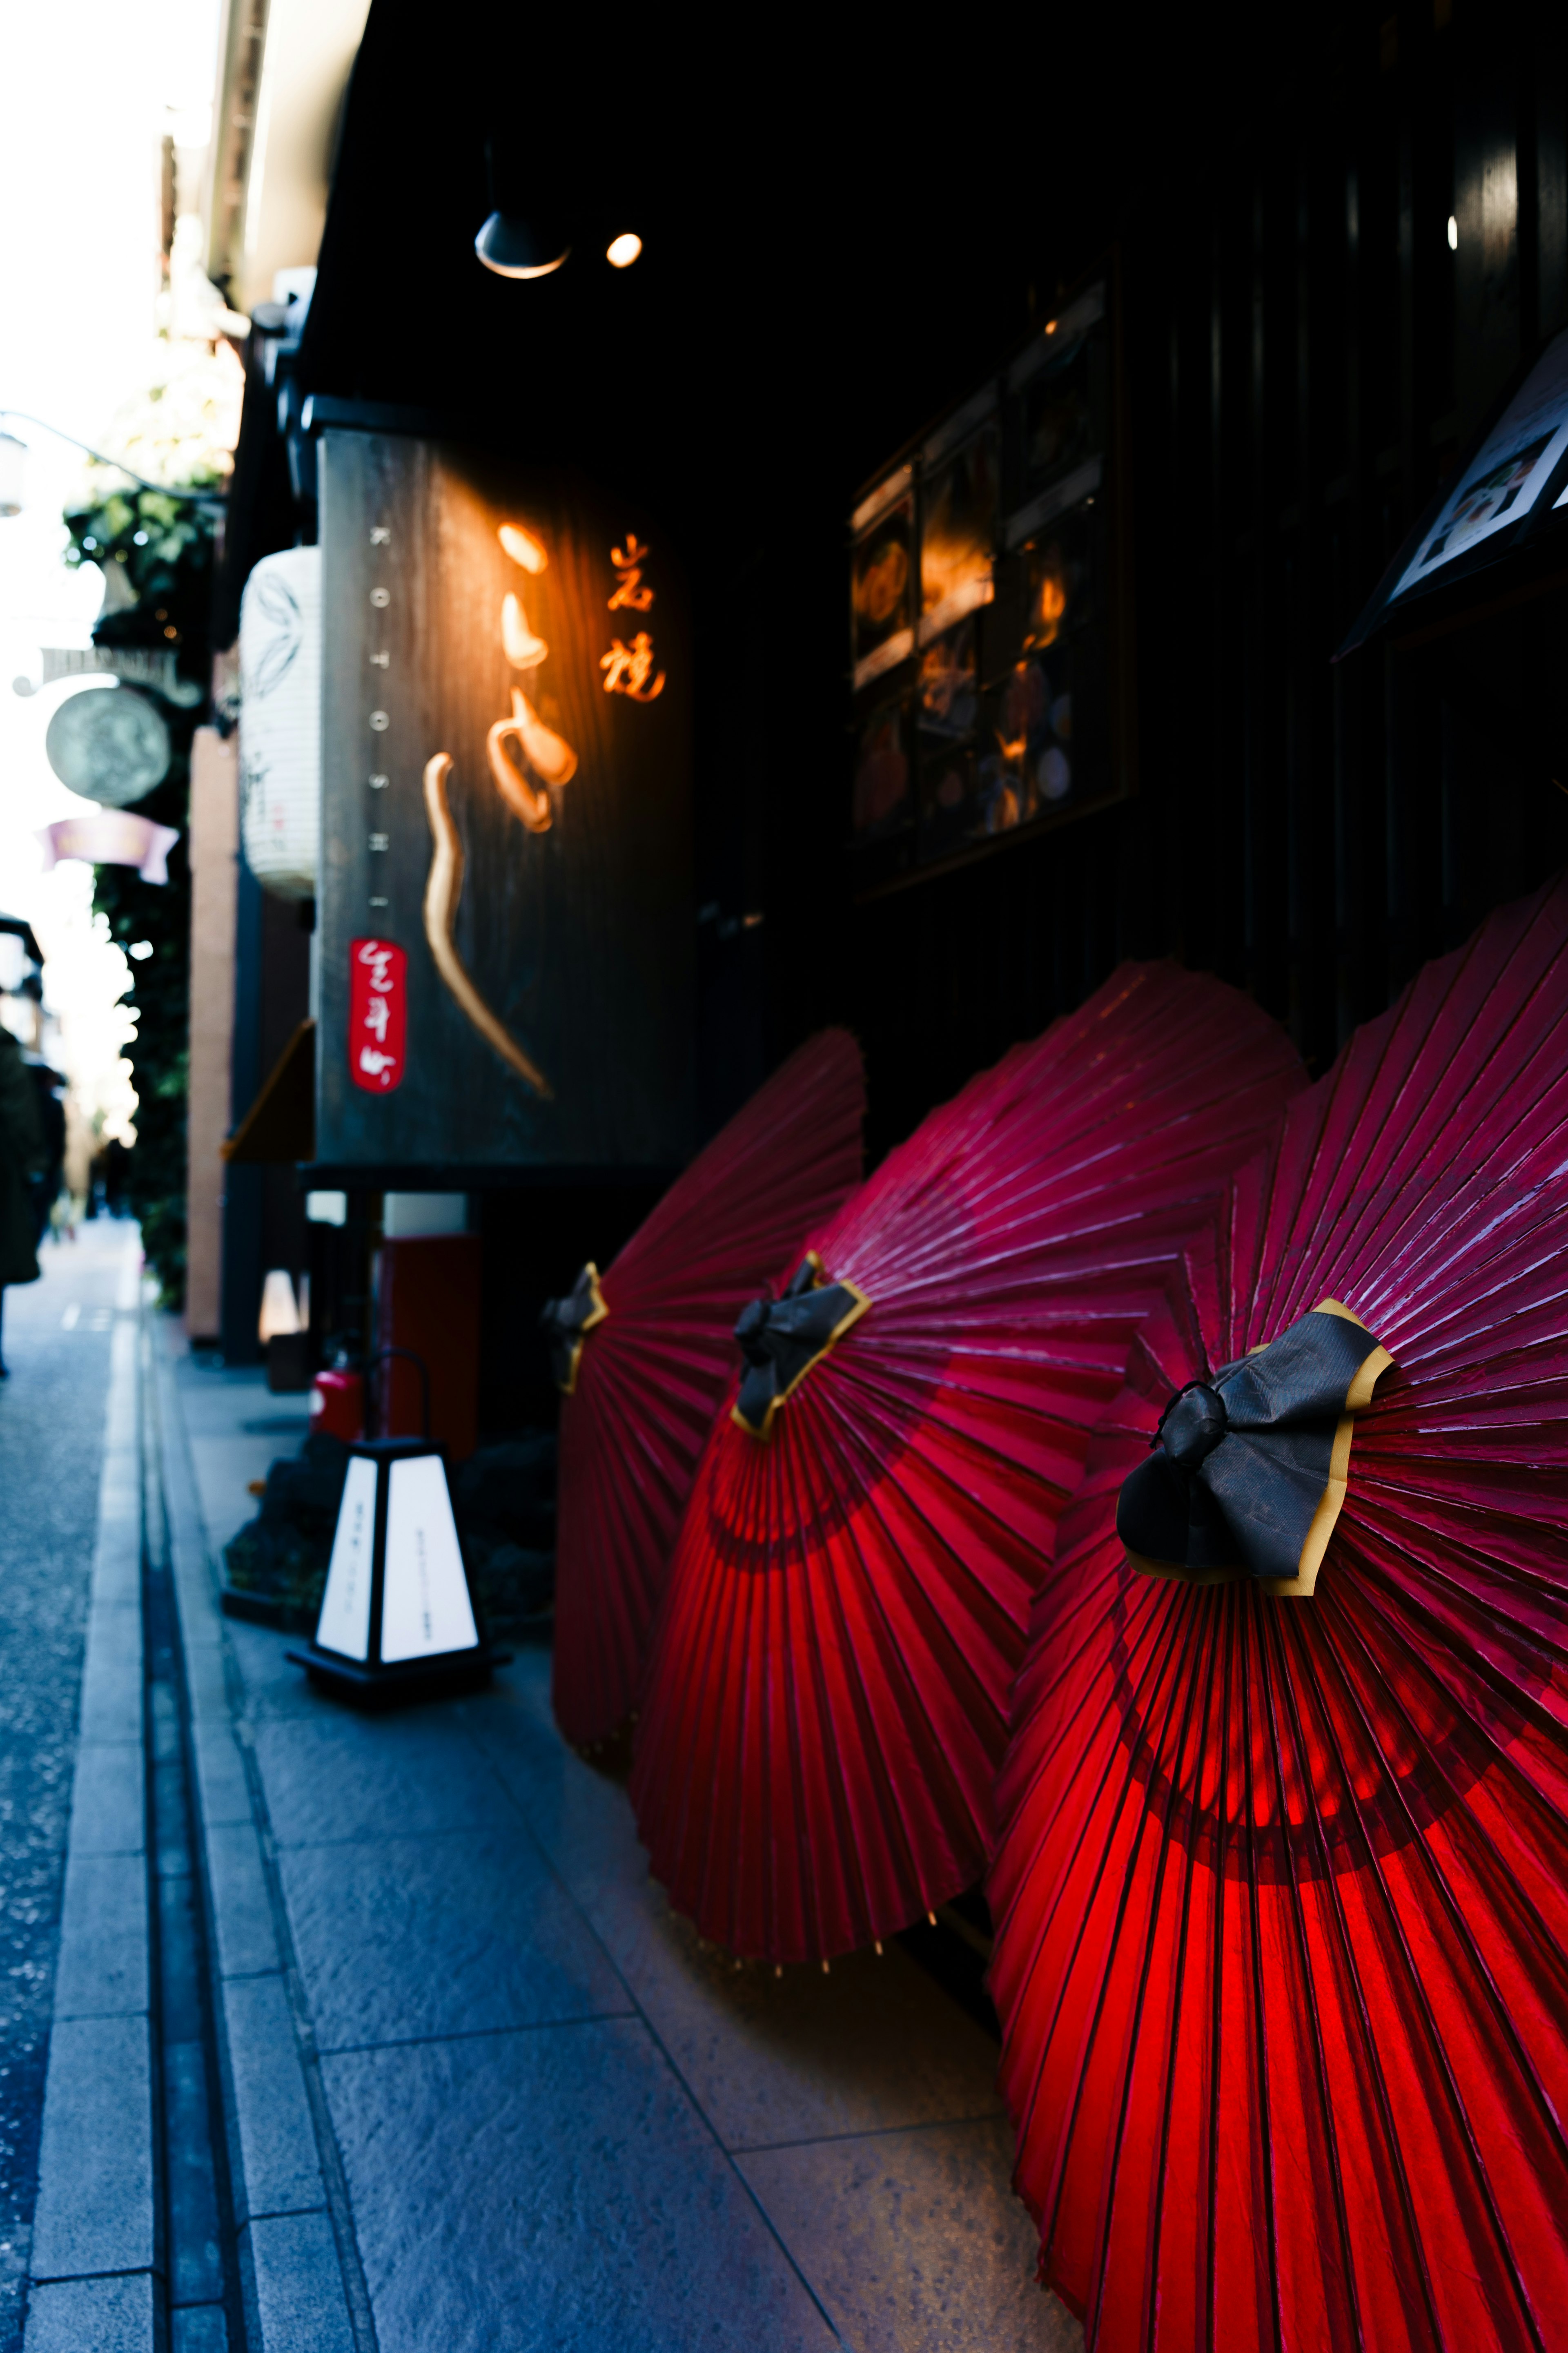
[381,1455,479,1663]
[239,545,321,901]
[316,1454,379,1661]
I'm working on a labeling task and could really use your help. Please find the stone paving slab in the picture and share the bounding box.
[739,2116,1078,2353]
[242,2213,355,2353]
[22,2271,156,2353]
[252,1714,515,1849]
[220,1978,323,2223]
[29,2013,153,2280]
[322,2021,837,2353]
[51,1851,148,2019]
[205,1824,281,1980]
[278,1826,632,2052]
[468,1683,1006,2150]
[66,1742,145,1857]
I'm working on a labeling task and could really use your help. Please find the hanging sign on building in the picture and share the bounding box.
[314,423,693,1173]
[238,545,321,902]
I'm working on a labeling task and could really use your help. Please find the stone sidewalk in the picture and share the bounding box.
[151,1321,1080,2350]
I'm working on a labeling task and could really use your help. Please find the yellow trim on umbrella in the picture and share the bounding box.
[557,1263,610,1396]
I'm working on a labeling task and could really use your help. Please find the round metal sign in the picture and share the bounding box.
[45,685,171,808]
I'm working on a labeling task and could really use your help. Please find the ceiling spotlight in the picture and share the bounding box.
[606,232,643,270]
[474,213,570,281]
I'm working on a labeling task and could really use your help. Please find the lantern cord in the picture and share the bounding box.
[421,753,553,1099]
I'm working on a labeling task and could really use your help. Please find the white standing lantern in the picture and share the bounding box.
[290,1433,496,1705]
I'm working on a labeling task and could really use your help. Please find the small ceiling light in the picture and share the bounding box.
[0,432,25,518]
[474,212,570,280]
[127,939,154,961]
[606,232,643,269]
[1448,214,1459,251]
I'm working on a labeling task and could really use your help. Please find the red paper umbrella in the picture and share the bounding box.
[548,1030,865,1748]
[989,874,1568,2353]
[631,961,1305,1961]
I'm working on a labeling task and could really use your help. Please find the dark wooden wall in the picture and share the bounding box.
[795,6,1568,1162]
[278,0,1568,1186]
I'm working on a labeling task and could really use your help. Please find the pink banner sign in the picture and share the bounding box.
[349,937,407,1092]
[36,814,180,885]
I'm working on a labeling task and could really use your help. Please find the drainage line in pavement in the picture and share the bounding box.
[141,1320,246,2351]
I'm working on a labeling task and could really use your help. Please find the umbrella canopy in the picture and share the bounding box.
[548,1029,865,1747]
[988,874,1568,2352]
[632,961,1306,1962]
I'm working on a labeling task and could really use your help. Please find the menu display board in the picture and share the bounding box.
[846,276,1130,890]
[1341,328,1568,653]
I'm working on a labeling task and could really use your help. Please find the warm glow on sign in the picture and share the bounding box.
[502,592,548,669]
[498,522,547,573]
[606,232,643,269]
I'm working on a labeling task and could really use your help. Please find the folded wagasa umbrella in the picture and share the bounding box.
[630,961,1305,1961]
[988,874,1568,2353]
[545,1029,865,1748]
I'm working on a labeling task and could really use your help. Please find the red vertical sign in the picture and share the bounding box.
[349,938,407,1092]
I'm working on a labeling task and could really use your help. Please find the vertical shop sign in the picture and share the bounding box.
[315,425,693,1172]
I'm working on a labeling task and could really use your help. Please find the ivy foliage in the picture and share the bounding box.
[61,478,220,1305]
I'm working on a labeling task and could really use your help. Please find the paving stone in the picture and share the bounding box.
[252,1714,511,1849]
[67,1741,145,1856]
[22,2270,154,2353]
[192,1727,252,1829]
[243,2212,354,2353]
[221,1623,318,1723]
[221,1976,321,2221]
[323,2020,835,2353]
[207,1823,279,1978]
[279,1826,629,2051]
[77,1638,143,1744]
[53,1849,149,2019]
[182,1641,229,1729]
[30,2012,153,2278]
[740,2116,1080,2353]
[472,1680,1002,2150]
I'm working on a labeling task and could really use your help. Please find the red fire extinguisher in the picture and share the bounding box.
[310,1358,364,1443]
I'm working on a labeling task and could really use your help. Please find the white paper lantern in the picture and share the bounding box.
[238,546,321,900]
[292,1438,494,1704]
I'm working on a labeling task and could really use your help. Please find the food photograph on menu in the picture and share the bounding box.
[852,698,913,841]
[916,618,978,743]
[1020,332,1092,491]
[920,428,998,637]
[851,490,915,689]
[1022,517,1087,651]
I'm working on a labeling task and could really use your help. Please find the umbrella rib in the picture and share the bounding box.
[1238,1599,1286,2353]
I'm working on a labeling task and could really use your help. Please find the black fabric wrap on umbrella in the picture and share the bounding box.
[731,1255,870,1440]
[539,1262,608,1393]
[1116,1300,1393,1594]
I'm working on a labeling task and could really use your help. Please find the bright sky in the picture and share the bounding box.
[0,0,221,1150]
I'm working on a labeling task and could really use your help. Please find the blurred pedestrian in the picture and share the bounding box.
[24,1061,65,1246]
[0,1028,46,1375]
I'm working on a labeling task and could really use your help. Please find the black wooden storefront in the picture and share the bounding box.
[220,0,1568,1252]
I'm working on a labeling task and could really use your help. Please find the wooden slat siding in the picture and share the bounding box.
[317,430,693,1171]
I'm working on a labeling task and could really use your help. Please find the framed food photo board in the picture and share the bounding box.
[847,261,1134,895]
